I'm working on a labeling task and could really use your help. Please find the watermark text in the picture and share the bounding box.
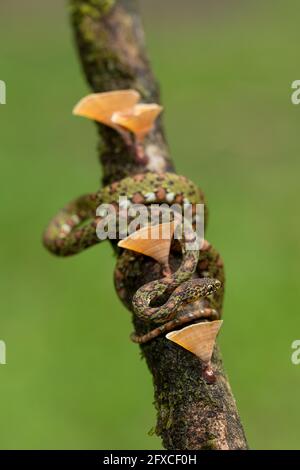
[0,340,6,365]
[291,340,300,365]
[96,200,204,250]
[0,80,6,104]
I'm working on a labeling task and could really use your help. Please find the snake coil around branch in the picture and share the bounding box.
[43,170,223,379]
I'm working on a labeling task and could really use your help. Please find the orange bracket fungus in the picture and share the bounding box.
[73,89,163,164]
[166,320,223,384]
[118,222,174,277]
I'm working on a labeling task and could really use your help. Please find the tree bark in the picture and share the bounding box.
[69,0,248,450]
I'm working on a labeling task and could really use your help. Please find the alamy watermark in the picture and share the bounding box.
[95,199,205,250]
[0,80,6,104]
[0,341,6,365]
[291,80,300,104]
[291,340,300,365]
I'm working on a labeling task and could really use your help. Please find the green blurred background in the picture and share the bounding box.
[0,0,299,450]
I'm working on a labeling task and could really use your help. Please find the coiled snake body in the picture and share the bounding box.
[43,172,221,342]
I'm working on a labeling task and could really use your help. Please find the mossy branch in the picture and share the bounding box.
[69,0,248,450]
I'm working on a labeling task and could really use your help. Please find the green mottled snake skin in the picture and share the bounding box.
[43,172,221,339]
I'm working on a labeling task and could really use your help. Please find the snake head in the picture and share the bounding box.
[193,278,221,297]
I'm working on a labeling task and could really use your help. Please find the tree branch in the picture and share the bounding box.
[69,0,248,450]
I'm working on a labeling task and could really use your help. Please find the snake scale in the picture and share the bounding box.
[43,172,221,342]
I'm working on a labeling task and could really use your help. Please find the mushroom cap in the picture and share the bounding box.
[166,320,223,364]
[112,103,163,141]
[73,89,141,129]
[118,222,174,266]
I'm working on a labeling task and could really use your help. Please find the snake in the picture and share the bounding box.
[43,172,221,341]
